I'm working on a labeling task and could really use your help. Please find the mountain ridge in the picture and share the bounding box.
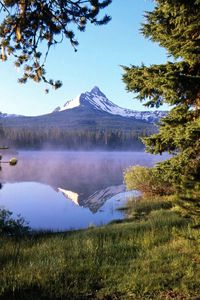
[53,86,167,123]
[0,86,166,150]
[1,86,167,123]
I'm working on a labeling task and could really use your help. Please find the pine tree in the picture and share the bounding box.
[122,0,200,216]
[0,0,111,89]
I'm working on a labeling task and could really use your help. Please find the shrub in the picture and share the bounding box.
[124,165,174,196]
[0,209,30,236]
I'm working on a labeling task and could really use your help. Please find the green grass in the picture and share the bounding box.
[117,196,173,219]
[0,199,200,300]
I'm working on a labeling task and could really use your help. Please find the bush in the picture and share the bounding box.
[124,165,174,196]
[0,209,30,236]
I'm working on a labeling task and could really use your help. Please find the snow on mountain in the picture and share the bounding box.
[1,87,166,122]
[55,86,167,122]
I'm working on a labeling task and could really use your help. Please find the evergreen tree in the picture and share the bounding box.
[0,0,111,89]
[122,0,200,215]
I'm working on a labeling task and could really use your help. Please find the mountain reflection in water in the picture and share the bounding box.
[58,185,129,213]
[0,151,169,230]
[0,182,139,230]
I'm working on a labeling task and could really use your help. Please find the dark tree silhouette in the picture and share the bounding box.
[123,0,200,215]
[0,0,111,89]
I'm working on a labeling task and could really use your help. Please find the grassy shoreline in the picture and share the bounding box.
[0,197,200,300]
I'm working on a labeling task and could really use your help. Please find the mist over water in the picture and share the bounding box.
[0,150,169,230]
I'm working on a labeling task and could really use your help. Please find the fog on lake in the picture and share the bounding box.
[0,151,169,230]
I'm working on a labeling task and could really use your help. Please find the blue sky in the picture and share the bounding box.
[0,0,169,116]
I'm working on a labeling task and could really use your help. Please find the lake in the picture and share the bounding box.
[0,151,169,231]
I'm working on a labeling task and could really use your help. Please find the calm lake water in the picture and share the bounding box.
[0,151,169,231]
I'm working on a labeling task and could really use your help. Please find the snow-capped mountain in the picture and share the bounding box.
[0,86,166,123]
[55,86,167,122]
[0,86,167,148]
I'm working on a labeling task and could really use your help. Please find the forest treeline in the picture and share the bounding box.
[0,125,153,150]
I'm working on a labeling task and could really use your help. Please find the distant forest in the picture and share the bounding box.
[0,125,154,150]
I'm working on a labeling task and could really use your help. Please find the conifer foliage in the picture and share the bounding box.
[0,0,111,89]
[123,1,200,207]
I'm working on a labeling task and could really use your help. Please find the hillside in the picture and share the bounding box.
[0,87,167,149]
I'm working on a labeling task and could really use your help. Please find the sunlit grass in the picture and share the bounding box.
[0,199,199,300]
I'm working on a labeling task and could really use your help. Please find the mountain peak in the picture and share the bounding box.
[90,86,101,94]
[54,87,167,122]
